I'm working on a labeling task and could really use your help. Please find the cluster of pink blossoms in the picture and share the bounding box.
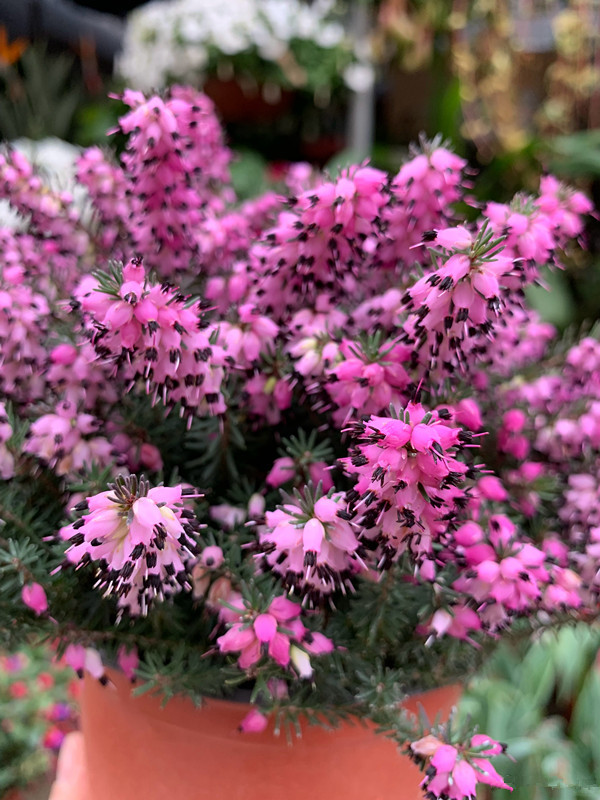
[484,177,592,284]
[342,402,470,570]
[77,257,227,422]
[77,87,232,276]
[410,733,511,798]
[24,402,112,477]
[400,225,515,377]
[217,593,333,677]
[0,280,50,405]
[258,488,363,602]
[60,475,202,616]
[0,148,89,290]
[380,142,468,271]
[250,165,388,314]
[322,336,412,426]
[440,514,581,637]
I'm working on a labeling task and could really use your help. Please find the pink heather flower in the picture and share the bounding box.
[476,476,508,503]
[425,606,482,645]
[209,504,246,530]
[205,261,253,313]
[63,645,105,681]
[77,257,227,424]
[201,545,225,569]
[497,409,530,460]
[0,148,88,291]
[413,734,511,798]
[451,515,554,631]
[217,593,333,676]
[258,487,363,601]
[400,224,515,378]
[380,143,467,273]
[324,336,412,426]
[285,303,345,380]
[239,708,269,733]
[76,146,129,254]
[288,332,341,380]
[46,340,118,411]
[504,462,546,517]
[219,304,279,367]
[452,399,483,432]
[484,179,591,286]
[21,582,48,615]
[266,456,296,488]
[250,165,388,316]
[350,288,404,334]
[242,372,294,425]
[24,402,113,478]
[266,452,334,492]
[102,87,233,277]
[0,281,51,405]
[536,175,592,238]
[342,402,471,569]
[0,402,15,479]
[117,646,139,682]
[110,431,164,474]
[60,475,203,617]
[484,305,556,378]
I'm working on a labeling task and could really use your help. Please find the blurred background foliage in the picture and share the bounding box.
[0,646,77,799]
[459,624,600,799]
[1,0,600,796]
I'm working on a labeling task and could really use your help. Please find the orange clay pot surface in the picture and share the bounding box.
[74,671,461,800]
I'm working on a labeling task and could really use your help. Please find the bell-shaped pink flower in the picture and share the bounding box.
[21,583,48,615]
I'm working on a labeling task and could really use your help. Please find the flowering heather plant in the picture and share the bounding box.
[0,85,596,798]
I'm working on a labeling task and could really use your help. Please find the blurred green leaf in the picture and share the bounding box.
[542,131,600,178]
[230,148,268,200]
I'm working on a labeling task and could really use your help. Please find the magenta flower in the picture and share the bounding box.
[411,733,511,798]
[217,593,333,676]
[380,142,467,273]
[400,224,514,378]
[249,165,388,315]
[60,475,202,616]
[324,336,412,425]
[342,402,471,569]
[79,87,233,277]
[117,646,139,682]
[77,257,227,424]
[239,708,269,733]
[258,487,363,600]
[24,402,113,478]
[63,645,105,681]
[21,582,48,615]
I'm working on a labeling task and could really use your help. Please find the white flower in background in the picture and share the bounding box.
[12,138,81,186]
[0,200,22,230]
[116,0,365,93]
[342,61,375,92]
[0,138,88,229]
[315,23,345,49]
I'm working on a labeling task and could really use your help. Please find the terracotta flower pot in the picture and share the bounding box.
[58,671,460,800]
